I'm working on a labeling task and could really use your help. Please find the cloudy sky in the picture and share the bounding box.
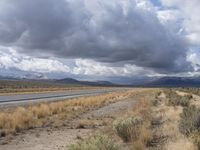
[0,0,199,81]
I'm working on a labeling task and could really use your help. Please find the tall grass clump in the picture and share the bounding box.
[68,134,120,150]
[0,107,37,135]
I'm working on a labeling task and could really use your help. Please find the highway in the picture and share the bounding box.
[0,88,127,106]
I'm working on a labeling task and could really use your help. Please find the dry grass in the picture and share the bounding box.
[69,133,120,150]
[113,116,143,142]
[179,106,200,135]
[179,88,200,97]
[129,99,153,149]
[0,89,147,137]
[165,90,191,107]
[166,138,196,150]
[68,90,154,150]
[68,89,185,150]
[160,89,198,149]
[113,96,153,149]
[179,105,200,149]
[68,89,197,150]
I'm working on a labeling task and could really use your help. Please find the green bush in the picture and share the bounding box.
[113,116,143,142]
[68,134,120,150]
[179,106,200,135]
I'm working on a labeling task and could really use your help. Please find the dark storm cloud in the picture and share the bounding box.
[0,0,192,73]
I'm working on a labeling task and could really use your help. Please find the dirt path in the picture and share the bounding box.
[0,95,138,150]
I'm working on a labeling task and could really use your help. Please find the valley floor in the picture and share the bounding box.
[1,88,200,150]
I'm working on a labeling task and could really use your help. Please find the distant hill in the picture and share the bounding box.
[96,81,114,86]
[56,78,80,84]
[1,75,200,87]
[0,75,116,87]
[0,75,17,80]
[144,77,200,87]
[56,78,115,86]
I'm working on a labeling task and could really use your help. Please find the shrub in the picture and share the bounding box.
[191,132,200,150]
[113,116,143,142]
[68,134,120,150]
[155,91,162,99]
[36,104,51,118]
[179,106,200,135]
[168,94,191,107]
[152,99,160,106]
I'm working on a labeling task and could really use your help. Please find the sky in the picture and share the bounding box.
[0,0,200,81]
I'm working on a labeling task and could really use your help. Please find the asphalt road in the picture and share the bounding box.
[0,88,127,106]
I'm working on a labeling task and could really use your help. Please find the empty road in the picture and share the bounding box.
[0,88,128,106]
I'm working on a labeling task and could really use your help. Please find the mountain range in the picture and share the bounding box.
[57,78,115,86]
[143,76,200,87]
[1,75,200,87]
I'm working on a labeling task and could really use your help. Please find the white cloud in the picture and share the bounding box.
[73,59,155,77]
[161,0,200,46]
[187,50,200,72]
[0,0,199,79]
[17,58,70,73]
[160,0,181,6]
[0,47,70,73]
[0,0,190,73]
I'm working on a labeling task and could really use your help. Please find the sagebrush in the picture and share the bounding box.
[68,134,120,150]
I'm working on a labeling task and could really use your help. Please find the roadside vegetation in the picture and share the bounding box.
[69,89,200,150]
[69,134,120,150]
[3,88,200,149]
[69,91,154,150]
[179,88,200,149]
[165,88,200,149]
[179,87,200,97]
[0,89,144,137]
[179,105,200,135]
[113,98,152,149]
[166,90,192,107]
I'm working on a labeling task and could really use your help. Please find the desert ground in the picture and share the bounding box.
[0,88,200,150]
